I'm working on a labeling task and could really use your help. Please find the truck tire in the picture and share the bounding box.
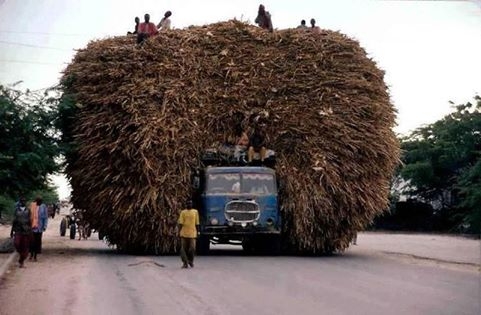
[197,236,210,255]
[60,218,67,236]
[242,237,257,254]
[267,235,281,255]
[70,224,76,239]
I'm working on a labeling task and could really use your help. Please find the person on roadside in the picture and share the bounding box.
[127,16,140,35]
[137,13,158,44]
[297,20,307,28]
[157,11,172,31]
[178,200,199,268]
[247,125,267,163]
[255,4,273,32]
[10,197,31,268]
[310,18,321,33]
[29,196,48,261]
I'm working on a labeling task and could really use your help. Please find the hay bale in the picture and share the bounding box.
[61,20,399,254]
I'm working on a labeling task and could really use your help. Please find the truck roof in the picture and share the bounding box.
[205,166,276,174]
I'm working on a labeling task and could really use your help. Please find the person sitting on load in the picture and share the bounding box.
[248,126,266,163]
[231,124,249,160]
[137,13,158,44]
[157,11,172,31]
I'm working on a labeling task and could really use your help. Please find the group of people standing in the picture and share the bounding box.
[128,11,172,44]
[128,4,320,44]
[10,196,48,268]
[255,4,320,34]
[297,18,321,33]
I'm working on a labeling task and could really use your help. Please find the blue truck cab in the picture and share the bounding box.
[192,164,281,253]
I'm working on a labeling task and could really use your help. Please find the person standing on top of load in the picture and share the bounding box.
[157,11,172,31]
[137,13,158,44]
[128,16,140,35]
[297,20,307,28]
[10,197,31,268]
[178,200,200,269]
[248,124,267,163]
[310,18,321,33]
[255,4,273,32]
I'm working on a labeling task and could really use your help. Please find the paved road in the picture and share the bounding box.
[0,216,479,315]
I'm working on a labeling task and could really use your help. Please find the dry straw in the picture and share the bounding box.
[62,20,400,254]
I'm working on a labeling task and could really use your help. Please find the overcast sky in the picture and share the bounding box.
[1,0,480,198]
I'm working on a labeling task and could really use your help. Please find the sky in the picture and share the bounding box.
[1,0,480,199]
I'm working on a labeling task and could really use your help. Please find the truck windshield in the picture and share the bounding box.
[206,173,275,195]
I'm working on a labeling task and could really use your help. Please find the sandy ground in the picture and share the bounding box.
[0,212,479,315]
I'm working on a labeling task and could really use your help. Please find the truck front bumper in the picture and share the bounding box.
[201,225,281,236]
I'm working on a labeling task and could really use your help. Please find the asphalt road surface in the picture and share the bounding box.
[0,215,479,315]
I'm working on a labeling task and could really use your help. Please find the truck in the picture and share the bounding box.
[192,148,281,254]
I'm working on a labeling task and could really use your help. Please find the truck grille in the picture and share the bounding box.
[225,201,260,223]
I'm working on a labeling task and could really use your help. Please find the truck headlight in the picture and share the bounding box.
[210,218,219,225]
[252,221,258,226]
[266,218,274,226]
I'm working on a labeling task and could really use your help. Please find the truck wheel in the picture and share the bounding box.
[267,236,281,255]
[70,224,76,239]
[242,238,256,254]
[60,218,67,236]
[197,236,210,255]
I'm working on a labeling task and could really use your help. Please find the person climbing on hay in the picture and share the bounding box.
[255,4,273,32]
[137,13,158,44]
[178,200,199,268]
[157,11,172,31]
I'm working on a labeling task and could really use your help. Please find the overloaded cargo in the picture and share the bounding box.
[60,20,400,254]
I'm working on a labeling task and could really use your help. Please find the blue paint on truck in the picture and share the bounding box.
[193,166,281,253]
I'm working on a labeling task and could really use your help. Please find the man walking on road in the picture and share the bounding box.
[29,196,48,261]
[178,201,199,268]
[10,197,32,268]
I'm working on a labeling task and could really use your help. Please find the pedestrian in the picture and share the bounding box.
[310,18,321,33]
[137,13,158,44]
[127,16,140,35]
[297,19,307,28]
[352,232,358,245]
[10,197,32,268]
[157,11,172,31]
[29,196,48,261]
[255,4,273,32]
[178,200,199,268]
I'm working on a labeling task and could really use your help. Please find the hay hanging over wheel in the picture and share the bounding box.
[60,20,399,254]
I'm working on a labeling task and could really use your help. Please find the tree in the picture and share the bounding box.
[399,96,481,232]
[0,85,59,217]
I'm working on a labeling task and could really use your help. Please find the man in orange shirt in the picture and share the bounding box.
[137,13,158,44]
[178,200,200,268]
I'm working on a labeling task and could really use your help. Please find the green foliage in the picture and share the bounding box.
[457,160,481,233]
[399,96,481,232]
[0,194,15,221]
[0,85,59,200]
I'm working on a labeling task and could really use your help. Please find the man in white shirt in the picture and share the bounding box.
[157,11,172,31]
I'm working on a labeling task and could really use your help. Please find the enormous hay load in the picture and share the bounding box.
[61,20,399,254]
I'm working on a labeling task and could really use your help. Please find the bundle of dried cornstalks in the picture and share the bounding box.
[61,20,399,254]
